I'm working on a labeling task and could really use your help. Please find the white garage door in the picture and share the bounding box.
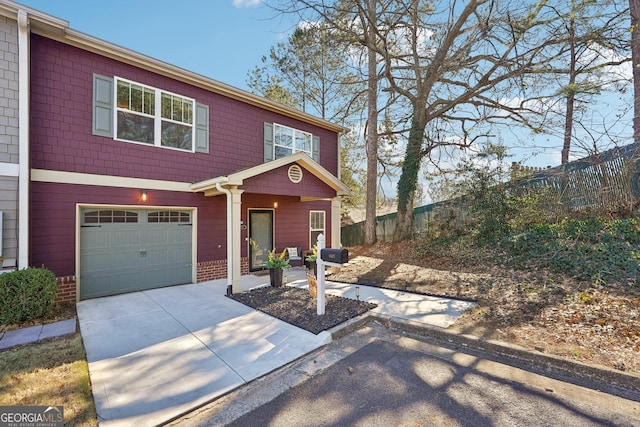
[80,208,193,299]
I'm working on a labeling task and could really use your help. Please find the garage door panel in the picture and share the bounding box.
[80,209,193,300]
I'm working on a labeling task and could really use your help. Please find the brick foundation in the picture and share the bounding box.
[196,257,249,282]
[55,276,77,304]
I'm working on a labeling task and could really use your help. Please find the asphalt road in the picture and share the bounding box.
[170,321,640,427]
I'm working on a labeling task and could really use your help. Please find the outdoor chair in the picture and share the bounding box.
[286,247,303,267]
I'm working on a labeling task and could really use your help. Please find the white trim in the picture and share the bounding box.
[17,9,29,270]
[0,162,19,177]
[114,76,196,153]
[191,152,351,197]
[273,123,312,158]
[74,203,198,302]
[31,169,193,192]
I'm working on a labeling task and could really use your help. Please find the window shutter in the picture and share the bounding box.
[264,122,274,162]
[92,74,113,137]
[195,103,209,153]
[312,135,320,162]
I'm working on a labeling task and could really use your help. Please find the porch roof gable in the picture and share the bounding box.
[190,152,351,197]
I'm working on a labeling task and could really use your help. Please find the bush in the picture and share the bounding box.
[0,268,58,324]
[502,218,640,286]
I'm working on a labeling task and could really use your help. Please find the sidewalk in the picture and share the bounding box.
[0,318,77,350]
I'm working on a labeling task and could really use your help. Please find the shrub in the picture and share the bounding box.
[0,268,58,324]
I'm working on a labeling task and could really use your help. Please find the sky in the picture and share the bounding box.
[16,0,293,91]
[15,0,636,202]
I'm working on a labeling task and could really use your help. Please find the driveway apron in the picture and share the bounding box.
[77,279,331,427]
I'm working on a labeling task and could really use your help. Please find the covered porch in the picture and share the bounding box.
[190,152,351,294]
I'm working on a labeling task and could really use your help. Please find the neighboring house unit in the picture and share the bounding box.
[0,1,349,301]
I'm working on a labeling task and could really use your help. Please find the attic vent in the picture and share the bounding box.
[288,165,303,183]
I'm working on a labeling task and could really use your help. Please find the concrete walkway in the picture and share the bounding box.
[74,268,475,426]
[0,318,76,350]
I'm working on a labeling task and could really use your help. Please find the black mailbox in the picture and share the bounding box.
[320,248,348,264]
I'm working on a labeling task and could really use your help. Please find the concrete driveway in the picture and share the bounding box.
[77,269,476,426]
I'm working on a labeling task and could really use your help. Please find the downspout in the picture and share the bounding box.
[17,10,29,270]
[216,182,233,288]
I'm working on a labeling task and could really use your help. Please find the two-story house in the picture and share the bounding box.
[0,0,349,301]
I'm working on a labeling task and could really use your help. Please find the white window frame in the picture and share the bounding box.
[114,76,196,152]
[274,123,312,159]
[309,210,326,249]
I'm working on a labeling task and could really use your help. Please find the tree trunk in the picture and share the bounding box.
[393,108,426,241]
[631,0,640,144]
[561,11,577,164]
[364,0,378,246]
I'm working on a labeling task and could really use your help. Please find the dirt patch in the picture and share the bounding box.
[330,242,640,375]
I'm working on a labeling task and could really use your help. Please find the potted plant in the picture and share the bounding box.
[304,245,318,278]
[266,248,290,287]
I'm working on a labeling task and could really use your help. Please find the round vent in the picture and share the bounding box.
[288,165,303,183]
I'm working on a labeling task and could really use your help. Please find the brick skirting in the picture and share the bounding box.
[55,276,77,304]
[196,257,249,282]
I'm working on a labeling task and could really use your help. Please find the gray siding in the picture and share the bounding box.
[0,16,18,164]
[0,16,19,269]
[0,176,17,268]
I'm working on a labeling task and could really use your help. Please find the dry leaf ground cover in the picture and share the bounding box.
[0,334,97,426]
[330,242,640,375]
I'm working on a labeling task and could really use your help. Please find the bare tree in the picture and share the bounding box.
[631,0,640,144]
[271,0,618,241]
[364,0,379,245]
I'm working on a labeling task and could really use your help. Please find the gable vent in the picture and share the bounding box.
[288,165,303,183]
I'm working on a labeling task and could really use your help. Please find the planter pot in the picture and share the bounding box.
[305,260,317,278]
[269,268,283,287]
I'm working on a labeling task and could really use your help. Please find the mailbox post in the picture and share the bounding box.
[315,234,349,316]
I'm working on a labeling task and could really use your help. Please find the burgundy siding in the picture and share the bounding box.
[28,34,343,285]
[30,182,227,276]
[29,35,339,186]
[242,166,336,199]
[30,182,334,277]
[241,194,332,254]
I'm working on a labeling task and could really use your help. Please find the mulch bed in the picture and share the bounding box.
[227,286,377,335]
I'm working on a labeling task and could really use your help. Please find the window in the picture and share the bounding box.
[310,211,326,248]
[115,77,195,151]
[264,122,319,163]
[274,124,312,159]
[83,210,138,224]
[148,211,191,223]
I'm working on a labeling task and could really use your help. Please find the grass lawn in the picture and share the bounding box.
[0,334,97,426]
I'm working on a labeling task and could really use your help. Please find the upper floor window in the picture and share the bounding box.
[115,77,195,151]
[273,124,312,159]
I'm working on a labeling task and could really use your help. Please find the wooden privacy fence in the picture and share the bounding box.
[342,142,640,247]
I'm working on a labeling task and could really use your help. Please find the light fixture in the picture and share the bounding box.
[355,286,360,302]
[140,190,148,202]
[273,201,278,209]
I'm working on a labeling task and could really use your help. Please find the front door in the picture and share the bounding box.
[248,209,274,271]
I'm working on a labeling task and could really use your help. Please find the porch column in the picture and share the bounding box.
[331,197,342,248]
[229,187,244,293]
[330,197,342,273]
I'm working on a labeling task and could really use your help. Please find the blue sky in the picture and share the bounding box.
[17,0,293,91]
[15,0,635,201]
